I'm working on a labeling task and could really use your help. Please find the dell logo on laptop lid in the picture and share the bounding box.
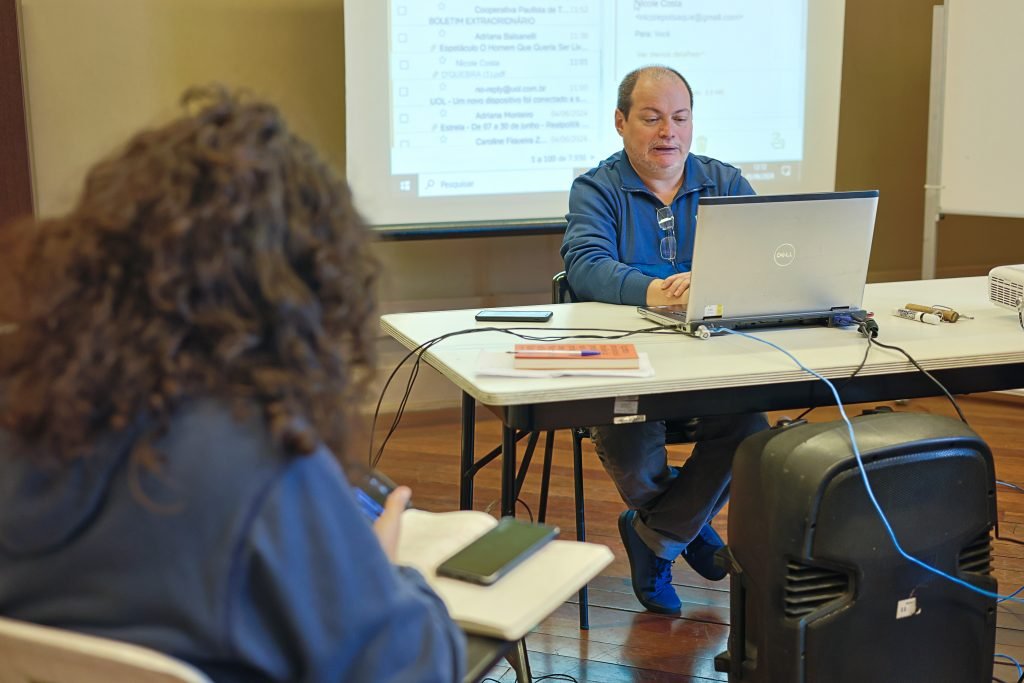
[774,243,796,267]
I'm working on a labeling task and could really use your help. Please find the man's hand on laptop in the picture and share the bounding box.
[647,273,691,306]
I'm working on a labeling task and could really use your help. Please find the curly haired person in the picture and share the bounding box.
[0,87,464,682]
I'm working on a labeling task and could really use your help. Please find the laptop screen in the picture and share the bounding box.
[637,190,878,334]
[685,190,878,324]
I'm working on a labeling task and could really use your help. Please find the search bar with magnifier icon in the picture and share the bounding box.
[417,169,571,197]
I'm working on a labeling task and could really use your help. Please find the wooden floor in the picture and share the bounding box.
[373,393,1024,682]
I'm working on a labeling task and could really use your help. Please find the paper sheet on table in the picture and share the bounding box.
[475,350,655,378]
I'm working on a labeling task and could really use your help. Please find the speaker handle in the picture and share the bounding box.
[719,545,752,679]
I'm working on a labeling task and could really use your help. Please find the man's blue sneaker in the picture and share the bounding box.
[681,524,727,581]
[618,510,681,615]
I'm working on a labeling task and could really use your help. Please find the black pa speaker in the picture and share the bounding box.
[716,412,997,682]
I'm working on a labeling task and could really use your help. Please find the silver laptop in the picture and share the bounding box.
[638,190,878,338]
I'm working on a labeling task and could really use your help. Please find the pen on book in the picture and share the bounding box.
[891,308,941,325]
[509,350,602,357]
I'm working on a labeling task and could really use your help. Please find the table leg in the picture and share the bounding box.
[505,638,533,683]
[460,392,475,510]
[502,424,516,517]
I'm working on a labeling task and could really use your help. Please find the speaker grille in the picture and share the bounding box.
[958,532,993,575]
[783,561,850,617]
[990,274,1023,309]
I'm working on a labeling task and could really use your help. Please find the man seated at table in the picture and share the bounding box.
[560,65,769,614]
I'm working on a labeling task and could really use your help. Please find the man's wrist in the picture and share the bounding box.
[646,279,673,306]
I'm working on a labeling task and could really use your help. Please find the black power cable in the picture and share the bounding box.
[369,324,683,468]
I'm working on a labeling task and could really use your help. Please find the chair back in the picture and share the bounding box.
[552,271,578,304]
[0,617,212,683]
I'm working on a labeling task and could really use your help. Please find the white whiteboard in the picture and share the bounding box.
[938,0,1024,218]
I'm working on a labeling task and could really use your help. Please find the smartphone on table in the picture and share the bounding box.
[475,310,553,323]
[436,517,559,585]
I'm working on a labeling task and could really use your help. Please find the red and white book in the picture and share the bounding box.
[511,343,640,370]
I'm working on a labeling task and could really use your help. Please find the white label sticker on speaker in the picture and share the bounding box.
[895,597,918,620]
[613,396,639,414]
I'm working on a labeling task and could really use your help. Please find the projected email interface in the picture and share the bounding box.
[389,0,807,199]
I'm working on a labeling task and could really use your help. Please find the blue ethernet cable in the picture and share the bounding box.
[713,325,1022,605]
[994,653,1023,682]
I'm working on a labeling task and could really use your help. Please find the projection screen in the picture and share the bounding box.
[344,0,847,235]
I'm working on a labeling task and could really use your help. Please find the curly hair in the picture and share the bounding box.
[0,86,378,462]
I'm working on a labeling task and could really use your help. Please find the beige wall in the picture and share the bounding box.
[836,0,1024,281]
[19,0,345,216]
[16,0,1024,408]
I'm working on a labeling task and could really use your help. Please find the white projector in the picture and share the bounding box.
[989,264,1024,310]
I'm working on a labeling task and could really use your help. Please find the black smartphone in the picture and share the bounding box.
[351,468,401,520]
[475,309,553,323]
[436,517,559,585]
